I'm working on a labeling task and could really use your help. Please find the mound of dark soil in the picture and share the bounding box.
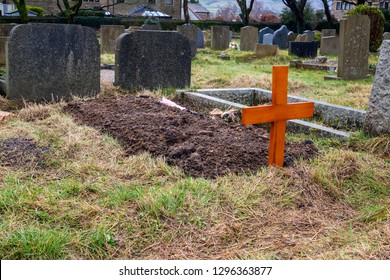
[65,96,318,178]
[0,137,50,169]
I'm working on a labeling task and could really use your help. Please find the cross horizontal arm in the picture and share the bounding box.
[241,102,314,125]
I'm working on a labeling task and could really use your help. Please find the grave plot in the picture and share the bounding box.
[65,95,318,178]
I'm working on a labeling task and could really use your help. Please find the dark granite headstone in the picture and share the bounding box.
[273,25,289,50]
[115,30,191,90]
[6,24,100,101]
[258,27,274,44]
[289,41,319,58]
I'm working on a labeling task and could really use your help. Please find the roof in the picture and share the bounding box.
[188,3,210,14]
[6,10,38,16]
[128,4,171,18]
[181,7,201,21]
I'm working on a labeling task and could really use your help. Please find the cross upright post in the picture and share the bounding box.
[241,66,314,167]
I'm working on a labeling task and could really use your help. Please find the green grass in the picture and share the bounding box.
[0,50,388,260]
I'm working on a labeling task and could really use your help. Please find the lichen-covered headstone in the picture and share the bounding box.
[364,40,390,135]
[303,30,314,41]
[383,32,390,41]
[6,24,100,101]
[211,26,230,50]
[255,44,278,58]
[322,29,336,37]
[100,25,125,54]
[258,27,274,44]
[240,26,258,51]
[338,15,370,80]
[320,36,339,55]
[115,30,191,90]
[177,24,197,57]
[273,25,289,50]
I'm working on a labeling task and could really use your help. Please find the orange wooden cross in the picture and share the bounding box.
[241,66,314,167]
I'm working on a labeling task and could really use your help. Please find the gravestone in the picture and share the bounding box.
[289,41,318,58]
[364,40,390,135]
[0,23,17,65]
[255,44,278,58]
[115,30,191,90]
[287,31,296,45]
[338,15,370,80]
[6,24,100,101]
[303,30,314,41]
[263,33,274,45]
[100,25,125,54]
[177,24,197,57]
[383,32,390,41]
[203,30,210,48]
[320,36,339,55]
[258,27,274,44]
[197,27,204,48]
[240,26,258,51]
[322,29,336,37]
[211,26,230,50]
[273,25,289,50]
[295,34,304,42]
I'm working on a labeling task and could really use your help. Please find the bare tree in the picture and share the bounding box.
[281,0,307,33]
[56,0,83,24]
[321,0,333,23]
[236,0,255,26]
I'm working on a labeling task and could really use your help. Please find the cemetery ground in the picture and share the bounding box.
[0,49,389,260]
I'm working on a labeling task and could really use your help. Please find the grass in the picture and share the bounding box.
[0,49,389,260]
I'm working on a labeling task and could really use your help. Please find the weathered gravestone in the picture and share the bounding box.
[0,23,17,65]
[240,26,258,51]
[211,26,230,50]
[320,36,339,55]
[100,25,125,53]
[338,15,370,80]
[383,32,390,41]
[295,34,305,42]
[255,44,278,58]
[303,30,314,41]
[115,31,191,90]
[364,40,390,135]
[263,33,274,45]
[177,24,197,57]
[287,31,296,46]
[197,27,204,48]
[6,24,100,101]
[273,25,289,50]
[289,41,318,58]
[322,29,336,37]
[258,27,274,44]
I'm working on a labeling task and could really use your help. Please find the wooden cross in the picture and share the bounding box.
[241,66,314,167]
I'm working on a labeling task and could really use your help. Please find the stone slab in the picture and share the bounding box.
[6,23,100,101]
[322,29,336,37]
[289,41,318,58]
[115,30,191,90]
[211,26,230,50]
[255,44,278,58]
[320,36,339,55]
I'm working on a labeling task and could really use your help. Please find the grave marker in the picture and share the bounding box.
[273,25,289,50]
[211,26,230,50]
[258,27,274,44]
[241,66,314,167]
[263,33,273,45]
[177,24,197,57]
[240,26,258,51]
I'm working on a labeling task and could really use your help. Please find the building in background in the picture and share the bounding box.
[332,0,390,20]
[0,0,16,16]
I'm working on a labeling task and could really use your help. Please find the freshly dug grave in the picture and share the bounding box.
[65,96,318,178]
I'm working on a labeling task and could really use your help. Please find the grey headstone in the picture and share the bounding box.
[177,24,197,57]
[6,24,100,101]
[303,30,314,41]
[383,32,390,41]
[288,31,296,44]
[211,26,230,50]
[365,40,390,135]
[100,25,125,54]
[258,27,274,44]
[115,30,191,90]
[240,26,258,51]
[322,29,336,37]
[320,36,339,55]
[263,33,273,45]
[197,27,204,48]
[338,15,370,80]
[273,25,289,50]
